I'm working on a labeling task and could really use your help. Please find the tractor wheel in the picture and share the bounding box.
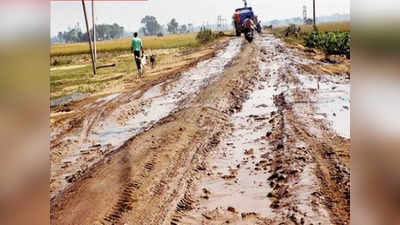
[256,24,262,33]
[236,30,241,36]
[235,25,241,36]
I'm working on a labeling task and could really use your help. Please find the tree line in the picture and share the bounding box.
[53,16,194,43]
[55,23,125,43]
[139,16,193,36]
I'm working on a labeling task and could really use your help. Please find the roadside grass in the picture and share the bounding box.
[269,22,350,57]
[196,28,225,44]
[271,21,350,36]
[51,58,73,66]
[270,22,350,43]
[50,32,229,100]
[50,50,137,99]
[51,33,200,57]
[50,36,230,100]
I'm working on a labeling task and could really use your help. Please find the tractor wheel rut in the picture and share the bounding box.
[50,34,350,225]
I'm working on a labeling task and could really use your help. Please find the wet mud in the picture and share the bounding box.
[50,39,241,198]
[50,34,350,225]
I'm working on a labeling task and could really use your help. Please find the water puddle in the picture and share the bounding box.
[289,163,332,223]
[197,92,276,217]
[51,38,242,197]
[259,35,350,139]
[296,74,350,138]
[90,38,242,149]
[50,93,89,108]
[191,35,346,221]
[95,93,121,104]
[255,35,339,222]
[188,36,291,218]
[187,34,348,222]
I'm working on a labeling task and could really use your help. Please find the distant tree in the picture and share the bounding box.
[56,22,124,43]
[57,32,63,42]
[179,24,188,33]
[63,26,80,43]
[90,24,124,40]
[109,23,124,39]
[140,16,162,36]
[304,18,313,25]
[167,18,179,34]
[188,23,193,33]
[138,27,147,36]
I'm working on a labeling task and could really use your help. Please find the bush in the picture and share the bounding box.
[305,30,350,58]
[285,24,301,37]
[196,27,223,44]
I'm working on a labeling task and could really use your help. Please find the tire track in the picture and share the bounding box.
[50,39,239,198]
[171,34,349,224]
[51,34,349,225]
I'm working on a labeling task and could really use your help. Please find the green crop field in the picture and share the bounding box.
[270,22,350,57]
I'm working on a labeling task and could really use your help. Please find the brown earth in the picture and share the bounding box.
[50,34,350,225]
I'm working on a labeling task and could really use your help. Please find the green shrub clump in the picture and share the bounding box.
[196,27,223,44]
[305,30,350,58]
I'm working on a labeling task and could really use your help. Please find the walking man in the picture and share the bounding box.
[131,32,144,78]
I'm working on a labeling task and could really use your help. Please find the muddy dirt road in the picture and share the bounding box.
[50,34,350,225]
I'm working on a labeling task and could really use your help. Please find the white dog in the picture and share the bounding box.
[140,54,147,74]
[137,54,146,79]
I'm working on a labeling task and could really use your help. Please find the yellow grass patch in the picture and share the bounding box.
[300,22,350,33]
[51,34,199,57]
[270,21,350,35]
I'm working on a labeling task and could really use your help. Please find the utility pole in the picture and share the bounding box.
[92,0,97,61]
[313,0,316,25]
[82,0,96,75]
[223,18,227,31]
[217,15,222,31]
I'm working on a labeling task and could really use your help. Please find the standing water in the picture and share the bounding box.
[51,38,242,197]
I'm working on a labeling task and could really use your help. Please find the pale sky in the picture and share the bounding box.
[50,0,350,36]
